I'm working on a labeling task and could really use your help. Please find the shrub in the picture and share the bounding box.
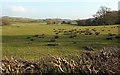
[2,18,11,26]
[95,32,100,35]
[1,47,120,74]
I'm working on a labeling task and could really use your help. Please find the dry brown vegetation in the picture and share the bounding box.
[1,47,120,74]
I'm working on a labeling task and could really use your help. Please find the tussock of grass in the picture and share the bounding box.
[2,23,119,59]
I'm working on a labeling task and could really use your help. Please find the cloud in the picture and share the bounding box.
[11,6,27,13]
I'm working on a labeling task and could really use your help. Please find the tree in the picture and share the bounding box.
[104,11,118,25]
[93,6,111,25]
[118,10,120,24]
[2,17,11,25]
[93,6,111,18]
[46,19,54,24]
[76,19,86,26]
[118,1,120,24]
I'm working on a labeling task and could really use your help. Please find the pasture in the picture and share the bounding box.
[2,23,119,60]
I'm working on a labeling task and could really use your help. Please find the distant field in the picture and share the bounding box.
[2,23,119,60]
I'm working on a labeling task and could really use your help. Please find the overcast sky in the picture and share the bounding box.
[1,0,119,20]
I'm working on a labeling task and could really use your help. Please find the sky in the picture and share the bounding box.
[1,0,119,20]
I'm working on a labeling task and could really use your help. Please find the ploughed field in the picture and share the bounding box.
[2,23,119,60]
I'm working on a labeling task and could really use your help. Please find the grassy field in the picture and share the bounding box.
[2,23,119,60]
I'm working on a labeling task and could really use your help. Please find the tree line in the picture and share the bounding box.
[0,6,119,26]
[77,6,119,26]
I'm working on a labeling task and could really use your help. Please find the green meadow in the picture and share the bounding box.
[2,23,119,60]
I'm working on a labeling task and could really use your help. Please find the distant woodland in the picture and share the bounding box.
[1,6,119,26]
